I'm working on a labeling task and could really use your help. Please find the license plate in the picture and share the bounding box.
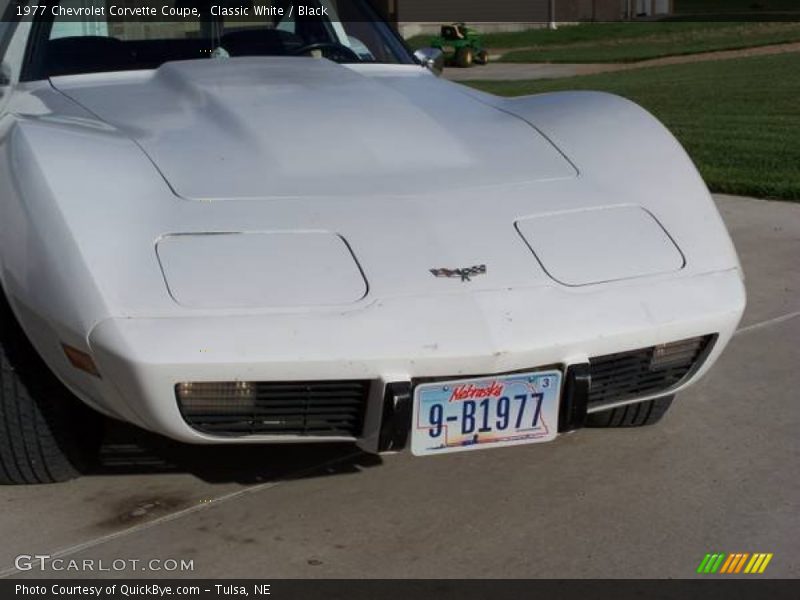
[411,370,561,456]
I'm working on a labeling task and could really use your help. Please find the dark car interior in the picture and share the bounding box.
[21,0,411,81]
[40,29,312,78]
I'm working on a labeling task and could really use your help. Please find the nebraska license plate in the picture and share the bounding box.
[411,370,562,456]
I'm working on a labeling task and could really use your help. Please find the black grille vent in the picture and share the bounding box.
[588,335,714,407]
[177,380,371,437]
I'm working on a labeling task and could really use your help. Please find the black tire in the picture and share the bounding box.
[475,50,490,65]
[587,395,674,428]
[455,47,474,68]
[0,295,102,484]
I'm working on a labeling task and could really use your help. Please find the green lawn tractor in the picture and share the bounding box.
[429,23,489,68]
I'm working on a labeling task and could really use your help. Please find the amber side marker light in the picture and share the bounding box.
[62,344,101,378]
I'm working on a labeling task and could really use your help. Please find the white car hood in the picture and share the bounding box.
[51,57,577,200]
[9,76,742,322]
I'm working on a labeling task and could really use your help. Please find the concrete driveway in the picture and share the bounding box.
[2,195,798,580]
[443,43,800,82]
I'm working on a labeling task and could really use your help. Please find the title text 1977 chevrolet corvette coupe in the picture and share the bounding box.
[0,1,745,483]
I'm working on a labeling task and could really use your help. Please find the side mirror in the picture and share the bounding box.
[0,63,10,100]
[414,48,445,77]
[0,63,10,87]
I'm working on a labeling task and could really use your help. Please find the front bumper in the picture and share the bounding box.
[86,269,745,450]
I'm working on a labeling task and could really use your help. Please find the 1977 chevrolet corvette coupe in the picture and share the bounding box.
[0,1,746,483]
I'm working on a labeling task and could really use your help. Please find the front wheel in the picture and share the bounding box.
[586,396,674,428]
[0,297,103,484]
[454,47,474,68]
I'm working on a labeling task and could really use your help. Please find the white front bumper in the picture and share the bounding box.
[85,269,745,448]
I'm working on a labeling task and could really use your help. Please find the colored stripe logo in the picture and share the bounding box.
[697,553,773,574]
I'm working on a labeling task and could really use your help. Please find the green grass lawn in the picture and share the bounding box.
[675,0,800,14]
[463,53,800,201]
[497,22,800,63]
[406,22,800,64]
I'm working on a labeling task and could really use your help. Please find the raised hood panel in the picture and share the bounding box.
[51,58,576,200]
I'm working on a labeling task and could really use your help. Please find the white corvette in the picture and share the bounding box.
[0,1,745,483]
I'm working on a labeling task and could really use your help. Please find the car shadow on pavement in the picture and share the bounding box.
[90,420,383,485]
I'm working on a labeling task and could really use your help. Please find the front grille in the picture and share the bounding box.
[176,380,371,437]
[587,335,715,407]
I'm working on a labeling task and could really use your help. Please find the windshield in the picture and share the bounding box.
[23,0,413,80]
